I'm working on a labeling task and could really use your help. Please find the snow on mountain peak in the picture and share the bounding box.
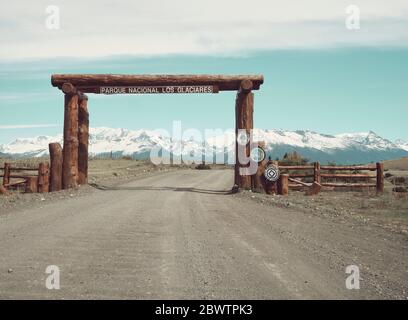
[395,139,408,151]
[0,127,407,163]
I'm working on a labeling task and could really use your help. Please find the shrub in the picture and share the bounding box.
[195,163,211,170]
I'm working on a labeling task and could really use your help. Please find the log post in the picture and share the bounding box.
[376,162,384,194]
[2,162,11,187]
[0,185,9,195]
[49,143,63,191]
[264,160,278,195]
[78,93,89,185]
[305,181,322,196]
[314,161,321,184]
[38,162,50,193]
[251,142,267,192]
[25,177,38,193]
[235,80,254,189]
[62,90,79,189]
[277,174,289,196]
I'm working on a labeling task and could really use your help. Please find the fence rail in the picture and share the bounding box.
[0,162,50,194]
[277,161,384,194]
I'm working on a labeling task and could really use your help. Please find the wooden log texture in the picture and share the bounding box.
[277,174,289,195]
[0,185,9,195]
[52,74,264,92]
[49,143,63,192]
[321,165,376,171]
[376,162,384,193]
[314,162,321,184]
[289,184,307,189]
[4,180,26,187]
[320,173,375,178]
[289,174,314,178]
[62,82,77,94]
[25,176,38,193]
[2,162,11,187]
[1,174,36,179]
[288,177,311,187]
[279,165,314,170]
[63,93,79,189]
[251,142,267,192]
[305,182,322,196]
[264,161,278,195]
[235,82,254,189]
[38,162,50,193]
[321,183,376,188]
[78,95,89,185]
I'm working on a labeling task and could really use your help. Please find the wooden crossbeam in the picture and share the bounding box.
[51,74,264,92]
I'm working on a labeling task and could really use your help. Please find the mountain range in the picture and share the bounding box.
[1,127,407,164]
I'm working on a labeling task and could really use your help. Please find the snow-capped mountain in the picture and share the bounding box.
[1,127,407,164]
[395,139,408,152]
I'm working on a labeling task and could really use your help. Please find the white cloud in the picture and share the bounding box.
[0,124,59,129]
[0,0,407,60]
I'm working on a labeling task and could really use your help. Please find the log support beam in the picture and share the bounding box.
[62,92,79,189]
[52,74,264,92]
[78,93,89,185]
[235,80,254,190]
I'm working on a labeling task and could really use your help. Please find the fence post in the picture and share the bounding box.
[314,161,321,184]
[2,163,11,187]
[0,185,8,195]
[25,176,38,193]
[376,162,384,194]
[49,143,63,192]
[252,141,267,192]
[277,174,289,196]
[38,162,50,193]
[264,160,278,194]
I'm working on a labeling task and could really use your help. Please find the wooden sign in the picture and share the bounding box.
[99,85,218,95]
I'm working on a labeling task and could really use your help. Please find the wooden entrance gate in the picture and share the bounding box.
[51,74,264,191]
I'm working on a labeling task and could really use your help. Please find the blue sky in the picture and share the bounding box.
[0,0,407,144]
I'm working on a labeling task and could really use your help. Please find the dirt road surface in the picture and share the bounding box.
[0,169,407,299]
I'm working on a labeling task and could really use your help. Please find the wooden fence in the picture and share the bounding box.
[0,162,50,194]
[277,162,384,195]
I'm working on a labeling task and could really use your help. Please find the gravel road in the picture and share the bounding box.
[0,169,407,299]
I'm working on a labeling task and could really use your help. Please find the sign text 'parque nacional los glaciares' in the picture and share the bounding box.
[100,85,218,95]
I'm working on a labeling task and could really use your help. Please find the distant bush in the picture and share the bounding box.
[195,163,211,170]
[278,151,309,166]
[121,155,133,160]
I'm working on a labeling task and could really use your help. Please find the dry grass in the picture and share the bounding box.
[383,157,408,171]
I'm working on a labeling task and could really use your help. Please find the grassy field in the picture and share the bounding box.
[384,157,408,171]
